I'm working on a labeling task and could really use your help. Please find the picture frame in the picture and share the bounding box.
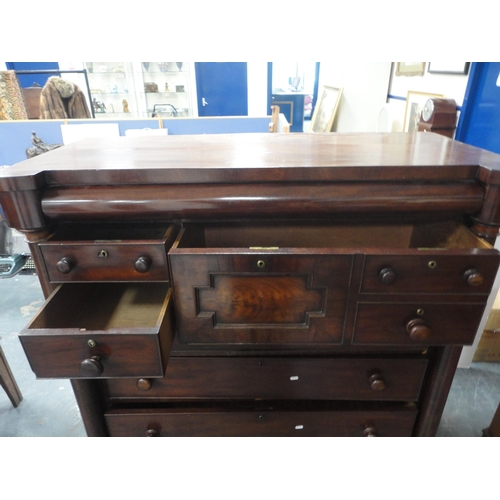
[309,85,343,133]
[395,62,426,76]
[428,62,470,75]
[403,90,445,132]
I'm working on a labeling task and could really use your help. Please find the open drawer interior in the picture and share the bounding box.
[45,222,176,243]
[172,220,492,251]
[27,282,170,332]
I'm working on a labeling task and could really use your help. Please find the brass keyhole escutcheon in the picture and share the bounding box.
[416,309,425,316]
[87,339,96,347]
[428,260,437,269]
[98,250,109,258]
[257,260,266,269]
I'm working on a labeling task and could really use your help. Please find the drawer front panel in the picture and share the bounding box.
[362,254,499,294]
[105,405,418,437]
[20,333,164,378]
[41,242,169,282]
[105,357,428,401]
[19,284,174,379]
[169,253,353,345]
[353,302,486,346]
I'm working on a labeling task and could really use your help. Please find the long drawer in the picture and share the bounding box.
[105,403,418,437]
[19,283,174,378]
[104,356,428,401]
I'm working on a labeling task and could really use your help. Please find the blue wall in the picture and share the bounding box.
[0,117,272,166]
[6,62,60,88]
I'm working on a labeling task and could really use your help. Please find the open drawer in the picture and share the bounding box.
[168,221,500,347]
[168,223,355,346]
[19,283,174,379]
[40,223,179,283]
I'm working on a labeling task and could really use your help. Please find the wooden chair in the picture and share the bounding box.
[0,337,22,407]
[269,105,290,133]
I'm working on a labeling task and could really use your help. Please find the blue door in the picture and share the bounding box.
[195,63,248,116]
[456,62,500,154]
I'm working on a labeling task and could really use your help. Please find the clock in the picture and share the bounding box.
[418,98,457,137]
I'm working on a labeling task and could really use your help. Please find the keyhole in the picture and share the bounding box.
[98,250,109,258]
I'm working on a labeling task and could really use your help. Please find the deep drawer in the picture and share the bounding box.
[40,223,178,282]
[104,356,428,402]
[105,403,418,437]
[353,301,487,346]
[20,283,174,378]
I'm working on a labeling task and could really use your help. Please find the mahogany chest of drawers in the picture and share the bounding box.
[2,132,500,437]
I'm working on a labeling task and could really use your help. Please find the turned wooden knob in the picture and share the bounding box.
[406,318,431,341]
[135,256,152,273]
[463,268,484,287]
[379,267,397,285]
[363,427,379,437]
[368,371,386,391]
[80,356,104,377]
[146,429,159,437]
[56,257,75,274]
[137,378,153,391]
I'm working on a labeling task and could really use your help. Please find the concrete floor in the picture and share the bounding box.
[1,274,499,437]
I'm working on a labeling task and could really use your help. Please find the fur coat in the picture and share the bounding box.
[40,76,91,119]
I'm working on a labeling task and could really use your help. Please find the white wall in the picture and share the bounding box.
[317,62,392,132]
[247,62,269,116]
[387,63,470,132]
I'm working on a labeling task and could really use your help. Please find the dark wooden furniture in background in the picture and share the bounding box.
[2,132,500,437]
[483,401,500,436]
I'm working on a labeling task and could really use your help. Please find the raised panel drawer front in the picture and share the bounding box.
[105,403,418,437]
[169,224,359,345]
[40,223,178,282]
[353,302,487,346]
[104,357,428,401]
[19,283,174,378]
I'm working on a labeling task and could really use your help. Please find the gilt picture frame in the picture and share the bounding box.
[309,85,343,133]
[403,90,445,132]
[395,62,426,76]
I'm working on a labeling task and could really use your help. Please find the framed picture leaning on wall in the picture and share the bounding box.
[310,85,343,133]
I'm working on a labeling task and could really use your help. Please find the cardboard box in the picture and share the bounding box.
[474,289,500,362]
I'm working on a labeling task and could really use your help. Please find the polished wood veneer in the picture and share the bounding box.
[2,132,500,437]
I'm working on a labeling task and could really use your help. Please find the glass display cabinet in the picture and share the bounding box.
[84,62,140,118]
[133,62,196,118]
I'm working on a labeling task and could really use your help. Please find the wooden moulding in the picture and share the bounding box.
[40,182,485,222]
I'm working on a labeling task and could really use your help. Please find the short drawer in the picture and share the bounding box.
[40,223,178,282]
[353,301,487,346]
[361,253,499,295]
[19,283,174,378]
[104,356,428,402]
[105,403,418,437]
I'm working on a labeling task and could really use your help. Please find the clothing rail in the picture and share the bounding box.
[14,69,94,118]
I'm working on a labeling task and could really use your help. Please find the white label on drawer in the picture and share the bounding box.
[290,376,299,381]
[295,425,304,430]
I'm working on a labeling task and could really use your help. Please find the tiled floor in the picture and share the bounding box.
[0,274,499,437]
